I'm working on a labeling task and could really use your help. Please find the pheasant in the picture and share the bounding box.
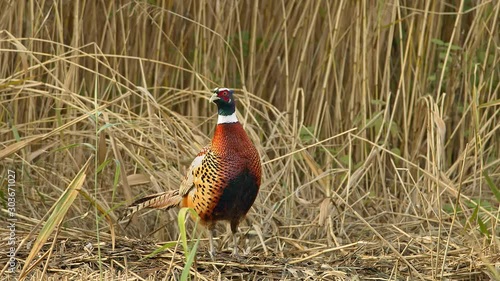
[123,88,262,258]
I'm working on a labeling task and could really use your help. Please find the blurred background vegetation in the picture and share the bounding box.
[0,0,499,279]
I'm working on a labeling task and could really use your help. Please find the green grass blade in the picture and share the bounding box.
[483,171,500,202]
[181,238,200,281]
[140,241,178,260]
[177,207,198,260]
[477,216,490,237]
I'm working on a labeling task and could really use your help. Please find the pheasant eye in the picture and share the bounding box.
[218,90,230,102]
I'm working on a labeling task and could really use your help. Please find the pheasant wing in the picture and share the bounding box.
[179,145,211,197]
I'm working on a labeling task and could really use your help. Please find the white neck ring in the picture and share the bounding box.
[217,112,238,124]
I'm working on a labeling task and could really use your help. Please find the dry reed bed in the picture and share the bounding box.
[0,0,499,280]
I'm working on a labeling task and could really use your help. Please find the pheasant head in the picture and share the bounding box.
[210,88,238,124]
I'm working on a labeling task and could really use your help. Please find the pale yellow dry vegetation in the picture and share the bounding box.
[0,0,499,280]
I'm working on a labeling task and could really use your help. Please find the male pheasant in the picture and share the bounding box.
[123,88,261,257]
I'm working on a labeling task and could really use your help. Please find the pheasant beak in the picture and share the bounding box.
[209,93,220,103]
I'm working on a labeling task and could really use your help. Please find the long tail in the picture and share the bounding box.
[120,190,182,221]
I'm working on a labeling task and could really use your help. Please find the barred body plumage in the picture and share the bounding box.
[123,88,261,258]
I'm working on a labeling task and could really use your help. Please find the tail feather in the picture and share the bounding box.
[120,190,182,221]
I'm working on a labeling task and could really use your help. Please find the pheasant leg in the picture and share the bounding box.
[208,227,216,259]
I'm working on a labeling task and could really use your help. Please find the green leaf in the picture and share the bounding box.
[299,126,315,143]
[389,121,401,137]
[339,155,351,166]
[141,241,178,260]
[477,216,490,237]
[467,203,479,231]
[483,171,500,202]
[113,160,121,189]
[390,147,401,157]
[181,238,199,281]
[442,203,455,214]
[177,207,199,261]
[370,99,386,106]
[366,113,382,130]
[97,123,117,134]
[431,38,445,46]
[111,160,121,203]
[11,123,21,141]
[96,159,112,174]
